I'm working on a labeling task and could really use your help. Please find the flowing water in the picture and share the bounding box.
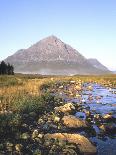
[81,84,116,155]
[82,84,116,155]
[63,83,116,155]
[82,83,116,115]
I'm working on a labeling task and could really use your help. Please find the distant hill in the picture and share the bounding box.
[88,58,109,71]
[4,35,111,75]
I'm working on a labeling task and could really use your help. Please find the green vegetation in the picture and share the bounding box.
[0,61,14,75]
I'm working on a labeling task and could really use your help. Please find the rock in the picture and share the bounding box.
[33,148,42,155]
[38,118,45,124]
[38,134,43,139]
[87,85,93,91]
[93,114,103,125]
[75,112,86,120]
[95,96,102,100]
[62,115,88,128]
[53,116,60,123]
[81,99,86,103]
[88,95,93,101]
[84,110,91,117]
[61,148,78,155]
[44,133,97,155]
[99,124,105,131]
[54,103,76,114]
[76,94,82,99]
[103,113,114,122]
[33,134,43,143]
[59,85,63,89]
[21,132,30,140]
[32,130,39,139]
[70,80,76,84]
[99,123,116,134]
[15,144,23,152]
[6,142,13,152]
[75,85,82,91]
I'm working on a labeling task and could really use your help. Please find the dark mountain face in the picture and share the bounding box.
[5,35,111,75]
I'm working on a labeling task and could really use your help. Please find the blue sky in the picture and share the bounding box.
[0,0,116,70]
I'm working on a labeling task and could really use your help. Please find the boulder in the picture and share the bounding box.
[44,133,97,155]
[20,132,30,140]
[15,144,23,152]
[103,113,115,122]
[54,103,76,114]
[62,115,88,128]
[87,85,93,91]
[75,85,82,91]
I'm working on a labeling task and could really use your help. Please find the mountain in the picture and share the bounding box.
[88,58,109,71]
[4,35,111,75]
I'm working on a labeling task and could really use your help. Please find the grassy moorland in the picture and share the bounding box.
[0,74,116,155]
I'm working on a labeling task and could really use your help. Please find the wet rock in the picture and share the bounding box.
[99,123,116,134]
[81,99,86,103]
[103,113,115,122]
[62,115,88,128]
[93,114,103,125]
[84,110,91,117]
[88,95,93,101]
[75,112,86,120]
[87,85,93,91]
[54,103,76,114]
[44,133,97,155]
[99,124,105,131]
[75,94,82,99]
[95,96,102,100]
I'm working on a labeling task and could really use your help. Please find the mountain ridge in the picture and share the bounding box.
[88,58,109,71]
[4,35,111,75]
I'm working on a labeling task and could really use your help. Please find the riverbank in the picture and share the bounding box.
[0,75,116,154]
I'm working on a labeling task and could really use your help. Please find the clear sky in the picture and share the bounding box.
[0,0,116,70]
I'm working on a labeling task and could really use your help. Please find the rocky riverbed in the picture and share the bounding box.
[0,79,116,155]
[42,80,116,155]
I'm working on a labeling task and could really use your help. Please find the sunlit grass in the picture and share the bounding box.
[0,74,115,154]
[0,74,116,113]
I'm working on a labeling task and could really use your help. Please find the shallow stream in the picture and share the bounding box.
[64,83,116,155]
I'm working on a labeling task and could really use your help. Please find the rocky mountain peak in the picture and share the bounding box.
[4,35,111,75]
